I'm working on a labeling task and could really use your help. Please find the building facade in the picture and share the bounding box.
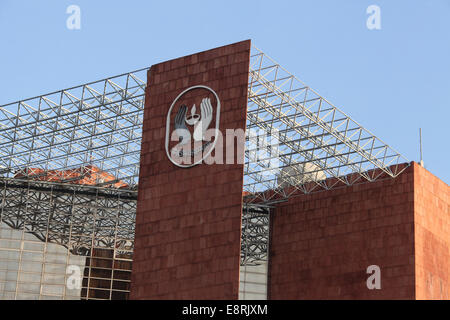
[0,41,448,300]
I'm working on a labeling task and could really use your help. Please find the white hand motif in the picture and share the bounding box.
[193,98,213,141]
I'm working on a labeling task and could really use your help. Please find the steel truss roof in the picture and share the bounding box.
[0,46,409,265]
[0,178,136,257]
[244,47,409,204]
[0,69,147,188]
[0,69,146,261]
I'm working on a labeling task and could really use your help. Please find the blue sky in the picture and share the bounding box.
[0,0,449,184]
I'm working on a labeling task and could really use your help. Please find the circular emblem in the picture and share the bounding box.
[165,85,221,168]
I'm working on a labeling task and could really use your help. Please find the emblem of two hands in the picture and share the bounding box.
[174,98,213,145]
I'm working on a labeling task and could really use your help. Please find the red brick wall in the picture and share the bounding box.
[269,164,417,299]
[414,163,450,299]
[130,41,250,299]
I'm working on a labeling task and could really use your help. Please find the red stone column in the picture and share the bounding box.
[130,40,251,299]
[414,163,450,300]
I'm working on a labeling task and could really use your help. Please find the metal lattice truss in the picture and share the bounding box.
[243,47,409,204]
[0,69,147,187]
[0,46,409,265]
[241,204,270,265]
[0,69,146,257]
[0,178,136,257]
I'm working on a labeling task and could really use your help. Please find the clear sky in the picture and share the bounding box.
[0,0,449,184]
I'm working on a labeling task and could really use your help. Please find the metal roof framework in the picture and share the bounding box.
[0,46,409,268]
[244,47,409,205]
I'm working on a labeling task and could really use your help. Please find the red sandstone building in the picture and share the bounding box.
[0,41,447,301]
[130,41,449,300]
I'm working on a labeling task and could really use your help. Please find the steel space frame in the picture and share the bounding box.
[0,46,408,269]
